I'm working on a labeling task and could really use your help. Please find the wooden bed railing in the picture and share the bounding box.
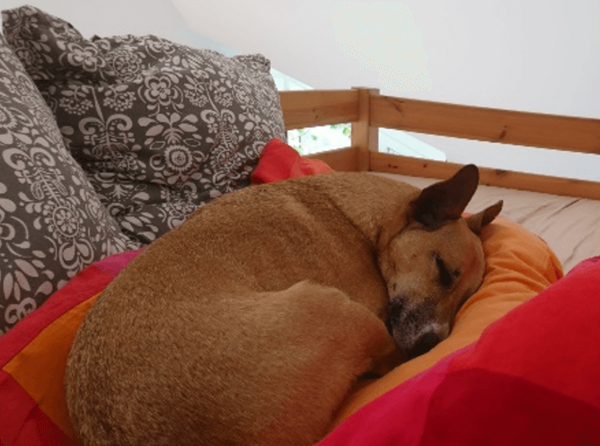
[279,88,600,200]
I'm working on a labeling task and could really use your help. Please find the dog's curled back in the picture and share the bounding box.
[65,166,501,446]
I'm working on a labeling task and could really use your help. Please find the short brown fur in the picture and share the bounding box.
[65,167,501,446]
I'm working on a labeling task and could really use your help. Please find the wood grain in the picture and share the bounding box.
[370,152,600,200]
[370,95,600,154]
[279,90,359,130]
[306,147,360,172]
[351,88,379,171]
[278,89,600,197]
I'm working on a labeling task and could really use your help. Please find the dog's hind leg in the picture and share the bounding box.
[238,281,400,445]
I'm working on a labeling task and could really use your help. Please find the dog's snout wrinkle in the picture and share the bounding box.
[387,298,405,326]
[388,298,434,328]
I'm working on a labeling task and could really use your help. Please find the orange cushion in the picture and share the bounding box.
[330,216,563,428]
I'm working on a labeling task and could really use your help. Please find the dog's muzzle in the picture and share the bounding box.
[386,298,445,360]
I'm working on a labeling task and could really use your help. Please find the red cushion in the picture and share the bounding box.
[251,138,333,184]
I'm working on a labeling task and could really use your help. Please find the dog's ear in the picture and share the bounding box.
[410,164,479,229]
[466,200,503,235]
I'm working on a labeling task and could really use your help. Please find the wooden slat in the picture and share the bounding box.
[351,88,379,171]
[306,147,359,172]
[370,151,600,200]
[280,90,359,130]
[371,95,600,154]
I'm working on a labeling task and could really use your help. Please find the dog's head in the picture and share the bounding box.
[378,164,502,360]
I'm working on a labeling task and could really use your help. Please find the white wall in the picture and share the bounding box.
[173,0,600,181]
[2,0,599,180]
[175,1,599,115]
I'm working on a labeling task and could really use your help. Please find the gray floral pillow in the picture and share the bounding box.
[0,31,138,334]
[2,6,286,245]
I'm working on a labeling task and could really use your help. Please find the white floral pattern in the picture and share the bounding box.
[0,29,138,334]
[3,6,286,245]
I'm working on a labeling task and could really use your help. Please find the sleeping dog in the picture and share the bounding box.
[65,164,502,446]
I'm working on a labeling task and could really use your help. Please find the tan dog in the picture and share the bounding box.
[65,164,502,446]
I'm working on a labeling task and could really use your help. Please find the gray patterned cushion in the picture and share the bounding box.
[0,31,138,334]
[2,6,286,245]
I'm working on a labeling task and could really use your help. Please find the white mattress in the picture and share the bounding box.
[374,173,600,273]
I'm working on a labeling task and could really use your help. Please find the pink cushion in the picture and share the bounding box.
[319,259,600,445]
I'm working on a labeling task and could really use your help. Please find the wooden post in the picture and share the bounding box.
[351,88,379,171]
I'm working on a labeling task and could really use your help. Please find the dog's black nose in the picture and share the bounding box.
[407,330,442,359]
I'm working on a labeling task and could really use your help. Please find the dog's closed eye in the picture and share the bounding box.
[434,254,459,288]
